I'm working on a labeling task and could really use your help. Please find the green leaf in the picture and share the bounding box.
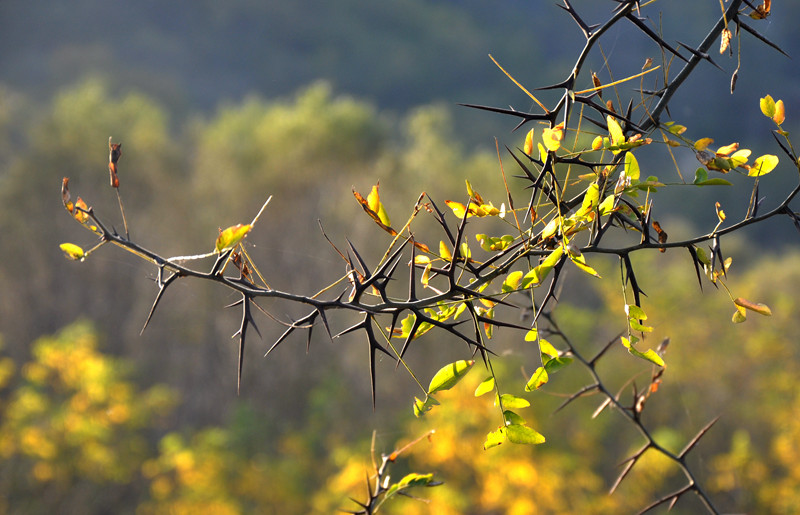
[503,410,526,425]
[693,167,708,184]
[624,152,640,181]
[525,366,548,391]
[385,473,435,500]
[621,336,665,367]
[474,376,495,397]
[397,472,434,488]
[484,427,507,449]
[544,356,573,374]
[215,224,252,252]
[506,423,546,445]
[695,178,733,186]
[666,123,687,135]
[629,319,654,333]
[427,360,475,394]
[497,393,530,409]
[59,243,85,261]
[625,304,647,320]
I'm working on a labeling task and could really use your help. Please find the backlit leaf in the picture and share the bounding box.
[521,246,564,288]
[484,427,506,449]
[503,410,526,425]
[538,338,560,359]
[624,152,640,180]
[524,128,534,155]
[542,122,564,152]
[366,184,391,227]
[475,376,495,397]
[215,224,251,252]
[666,122,687,135]
[729,149,751,168]
[502,270,523,293]
[439,240,452,261]
[598,195,616,215]
[445,200,468,219]
[525,366,548,391]
[749,154,779,176]
[427,360,475,394]
[760,95,776,118]
[569,253,601,278]
[577,183,600,217]
[543,356,573,374]
[497,393,530,409]
[506,424,546,445]
[621,336,665,367]
[625,304,647,320]
[59,243,85,261]
[607,116,625,153]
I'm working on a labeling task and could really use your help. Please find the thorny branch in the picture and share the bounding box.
[61,0,791,512]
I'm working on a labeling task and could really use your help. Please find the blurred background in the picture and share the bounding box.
[0,1,799,513]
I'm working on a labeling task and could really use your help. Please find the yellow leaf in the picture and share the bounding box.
[216,224,252,252]
[439,240,452,261]
[591,136,603,151]
[749,154,779,176]
[445,200,468,219]
[773,99,785,125]
[729,149,751,168]
[760,95,776,118]
[59,243,85,261]
[537,142,548,163]
[624,152,640,181]
[367,184,391,227]
[715,142,738,156]
[524,128,534,155]
[542,123,564,152]
[421,262,432,287]
[607,116,625,153]
[577,183,600,217]
[715,202,726,222]
[694,138,714,151]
